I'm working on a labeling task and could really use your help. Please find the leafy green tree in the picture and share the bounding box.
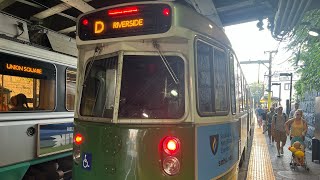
[249,82,264,107]
[286,9,320,96]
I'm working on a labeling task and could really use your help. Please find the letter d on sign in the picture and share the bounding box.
[94,21,105,34]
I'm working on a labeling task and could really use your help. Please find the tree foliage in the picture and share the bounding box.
[249,82,264,106]
[287,9,320,96]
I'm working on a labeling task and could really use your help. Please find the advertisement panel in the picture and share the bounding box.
[197,122,239,179]
[38,122,74,157]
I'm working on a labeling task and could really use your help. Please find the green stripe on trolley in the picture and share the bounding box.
[0,151,72,180]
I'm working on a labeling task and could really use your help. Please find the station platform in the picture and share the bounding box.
[245,125,320,180]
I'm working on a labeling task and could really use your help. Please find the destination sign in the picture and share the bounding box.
[112,19,144,29]
[92,18,144,34]
[6,63,42,74]
[78,4,171,40]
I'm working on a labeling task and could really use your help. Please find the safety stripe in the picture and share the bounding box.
[246,127,275,180]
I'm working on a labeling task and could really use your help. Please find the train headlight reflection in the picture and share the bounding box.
[170,90,178,97]
[142,112,149,118]
[73,148,81,164]
[163,156,180,176]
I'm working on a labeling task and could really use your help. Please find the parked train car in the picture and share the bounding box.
[73,1,254,179]
[0,12,77,179]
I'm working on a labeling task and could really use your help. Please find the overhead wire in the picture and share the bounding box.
[271,33,300,66]
[273,23,309,66]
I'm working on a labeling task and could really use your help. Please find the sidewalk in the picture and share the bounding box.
[265,130,320,180]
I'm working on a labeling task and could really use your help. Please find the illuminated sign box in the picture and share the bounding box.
[78,4,171,40]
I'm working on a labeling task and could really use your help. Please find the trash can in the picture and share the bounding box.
[312,137,320,162]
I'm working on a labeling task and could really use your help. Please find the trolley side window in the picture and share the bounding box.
[66,68,76,111]
[237,64,243,112]
[243,81,247,110]
[196,41,228,115]
[230,54,236,114]
[234,60,239,113]
[0,53,56,112]
[247,87,250,109]
[240,75,244,111]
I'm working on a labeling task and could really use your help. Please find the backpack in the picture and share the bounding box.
[274,113,287,124]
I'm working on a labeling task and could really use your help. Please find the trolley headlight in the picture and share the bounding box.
[162,156,180,176]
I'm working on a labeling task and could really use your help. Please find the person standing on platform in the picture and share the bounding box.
[262,107,268,133]
[285,109,308,143]
[267,107,276,145]
[289,103,300,118]
[256,106,264,128]
[272,106,288,157]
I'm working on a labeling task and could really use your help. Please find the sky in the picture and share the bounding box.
[224,19,293,84]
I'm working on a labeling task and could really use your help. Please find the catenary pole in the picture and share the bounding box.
[265,50,277,110]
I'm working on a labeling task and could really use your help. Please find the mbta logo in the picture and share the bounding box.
[210,135,219,156]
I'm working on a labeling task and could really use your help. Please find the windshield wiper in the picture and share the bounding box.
[152,40,179,84]
[82,46,102,87]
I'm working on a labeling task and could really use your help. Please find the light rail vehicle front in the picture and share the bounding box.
[73,1,254,179]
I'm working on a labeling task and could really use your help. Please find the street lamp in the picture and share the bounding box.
[272,83,281,105]
[279,73,293,115]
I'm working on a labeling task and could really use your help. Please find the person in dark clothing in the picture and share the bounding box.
[9,93,29,111]
[262,107,268,133]
[256,106,264,128]
[267,107,276,144]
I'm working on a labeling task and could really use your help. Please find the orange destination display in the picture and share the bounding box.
[78,4,172,40]
[5,63,42,74]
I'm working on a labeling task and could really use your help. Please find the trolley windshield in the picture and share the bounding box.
[80,55,185,119]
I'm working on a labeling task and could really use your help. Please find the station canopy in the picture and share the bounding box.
[1,0,319,41]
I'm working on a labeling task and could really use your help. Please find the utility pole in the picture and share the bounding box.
[240,60,269,83]
[265,50,277,110]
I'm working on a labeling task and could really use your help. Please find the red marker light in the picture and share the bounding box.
[167,140,177,150]
[82,19,89,26]
[74,133,83,145]
[162,8,170,16]
[108,6,139,16]
[163,136,180,155]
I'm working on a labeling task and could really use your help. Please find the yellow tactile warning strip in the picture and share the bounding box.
[246,127,275,180]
